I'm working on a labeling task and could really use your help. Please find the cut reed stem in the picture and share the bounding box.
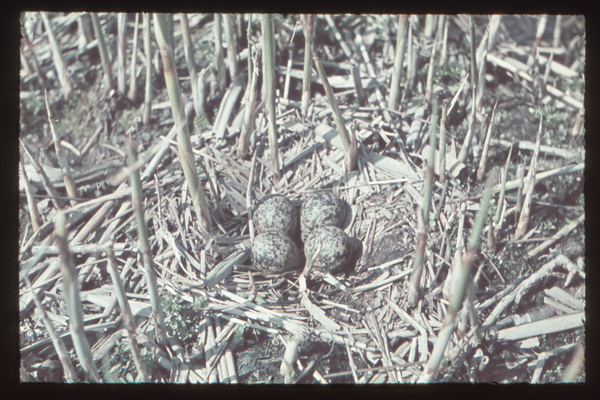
[262,14,281,182]
[388,15,408,111]
[154,13,213,233]
[125,135,166,345]
[90,13,114,94]
[128,13,140,101]
[39,12,73,99]
[143,13,153,126]
[55,212,102,382]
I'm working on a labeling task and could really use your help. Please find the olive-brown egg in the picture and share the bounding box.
[253,194,298,238]
[304,226,352,273]
[300,192,346,242]
[251,230,302,275]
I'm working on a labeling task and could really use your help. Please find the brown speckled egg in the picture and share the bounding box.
[253,194,298,238]
[304,226,352,273]
[251,230,302,275]
[300,192,346,242]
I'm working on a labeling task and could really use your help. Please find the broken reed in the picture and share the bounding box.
[44,89,78,205]
[126,136,167,345]
[143,13,152,126]
[214,14,227,94]
[180,13,202,117]
[39,12,73,100]
[301,15,314,118]
[418,174,494,383]
[515,116,543,239]
[388,14,408,111]
[55,212,102,382]
[237,17,258,159]
[105,242,150,382]
[407,96,438,307]
[302,14,354,169]
[153,13,213,233]
[224,14,238,80]
[128,13,140,101]
[117,13,127,94]
[90,13,114,93]
[262,14,282,182]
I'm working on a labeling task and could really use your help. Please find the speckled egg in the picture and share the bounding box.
[253,194,298,238]
[300,192,346,242]
[251,230,302,275]
[304,226,352,273]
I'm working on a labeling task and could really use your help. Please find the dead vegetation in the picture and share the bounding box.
[19,13,585,383]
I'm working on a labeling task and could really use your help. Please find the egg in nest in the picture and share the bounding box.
[304,226,352,273]
[300,191,346,242]
[251,230,302,275]
[253,194,298,238]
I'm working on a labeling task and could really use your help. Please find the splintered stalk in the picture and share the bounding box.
[237,39,258,158]
[469,15,478,94]
[440,16,449,67]
[262,14,281,182]
[224,14,238,80]
[515,163,525,225]
[418,174,494,383]
[475,30,488,112]
[39,12,73,99]
[143,13,153,126]
[214,14,226,94]
[181,13,201,117]
[477,100,498,181]
[128,13,140,101]
[117,13,127,94]
[126,137,166,345]
[407,96,438,307]
[303,15,351,154]
[425,27,439,104]
[515,116,543,239]
[388,15,408,111]
[90,13,114,94]
[281,335,303,383]
[25,274,78,382]
[301,14,314,118]
[493,144,513,236]
[451,86,477,174]
[105,242,149,382]
[77,14,93,50]
[154,13,213,232]
[20,161,42,232]
[45,89,78,205]
[55,212,102,382]
[346,121,358,172]
[438,99,449,184]
[351,62,367,107]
